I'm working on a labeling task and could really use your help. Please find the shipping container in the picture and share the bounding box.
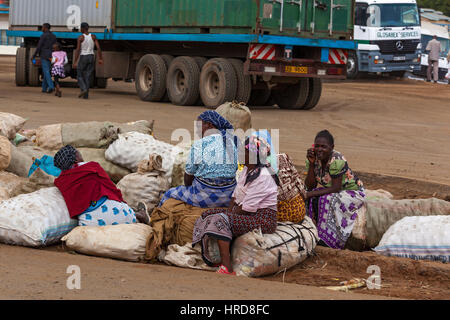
[114,0,354,40]
[8,0,356,110]
[9,0,112,31]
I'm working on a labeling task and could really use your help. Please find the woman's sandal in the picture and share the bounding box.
[217,265,236,275]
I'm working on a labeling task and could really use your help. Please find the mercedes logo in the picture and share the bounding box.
[396,41,404,51]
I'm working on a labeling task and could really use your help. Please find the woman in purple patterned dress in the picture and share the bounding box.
[304,130,365,249]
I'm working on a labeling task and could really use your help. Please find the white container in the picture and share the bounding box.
[9,0,112,31]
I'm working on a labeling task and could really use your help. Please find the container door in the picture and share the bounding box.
[258,0,308,35]
[304,0,353,37]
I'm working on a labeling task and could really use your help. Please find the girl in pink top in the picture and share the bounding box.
[192,134,279,275]
[50,43,68,97]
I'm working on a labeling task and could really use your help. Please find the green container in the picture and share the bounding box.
[114,0,354,40]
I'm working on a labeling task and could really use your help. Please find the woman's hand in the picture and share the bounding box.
[307,147,316,164]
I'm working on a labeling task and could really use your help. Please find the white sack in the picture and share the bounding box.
[62,223,153,262]
[232,218,318,277]
[105,132,183,184]
[158,242,218,271]
[374,216,450,263]
[0,187,77,247]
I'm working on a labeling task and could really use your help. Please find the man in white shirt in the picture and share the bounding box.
[426,35,441,83]
[73,22,104,99]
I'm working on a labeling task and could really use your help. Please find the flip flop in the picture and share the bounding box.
[217,265,236,275]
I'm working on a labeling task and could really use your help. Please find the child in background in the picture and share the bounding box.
[50,43,68,97]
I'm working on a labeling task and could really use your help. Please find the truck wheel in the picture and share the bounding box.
[96,77,108,89]
[347,51,359,80]
[228,58,252,105]
[391,71,406,78]
[28,48,41,87]
[160,55,174,102]
[200,58,237,108]
[135,54,167,102]
[192,56,208,105]
[272,78,309,109]
[166,56,200,106]
[248,83,271,106]
[15,47,28,86]
[302,78,322,110]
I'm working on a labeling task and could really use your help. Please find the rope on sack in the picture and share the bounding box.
[266,223,305,251]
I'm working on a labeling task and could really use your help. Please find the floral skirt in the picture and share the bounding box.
[308,188,365,249]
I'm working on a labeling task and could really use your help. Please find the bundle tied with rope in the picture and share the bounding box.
[216,101,252,132]
[145,198,226,261]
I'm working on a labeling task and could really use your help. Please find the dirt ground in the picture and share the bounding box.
[0,55,449,300]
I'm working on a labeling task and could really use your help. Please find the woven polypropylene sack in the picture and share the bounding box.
[0,187,77,247]
[62,223,153,262]
[0,135,11,170]
[0,112,26,140]
[231,218,318,277]
[364,198,450,248]
[61,120,153,149]
[216,102,252,132]
[105,132,183,184]
[117,171,169,213]
[35,123,63,150]
[0,171,28,198]
[77,148,131,183]
[374,216,450,263]
[0,187,9,202]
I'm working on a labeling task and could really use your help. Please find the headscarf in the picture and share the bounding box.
[53,145,78,171]
[244,134,279,186]
[198,110,234,142]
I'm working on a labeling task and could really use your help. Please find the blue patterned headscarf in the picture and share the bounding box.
[198,110,237,147]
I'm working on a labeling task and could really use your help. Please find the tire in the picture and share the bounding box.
[248,83,271,106]
[272,78,310,109]
[346,51,359,80]
[166,56,201,106]
[15,47,28,86]
[135,54,167,102]
[199,58,237,108]
[28,48,41,87]
[192,56,208,105]
[302,78,322,110]
[160,55,174,102]
[228,58,252,105]
[96,77,108,89]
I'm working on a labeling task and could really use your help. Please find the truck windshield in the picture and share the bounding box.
[367,4,420,27]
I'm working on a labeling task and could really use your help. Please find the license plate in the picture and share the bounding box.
[393,56,406,61]
[285,66,308,74]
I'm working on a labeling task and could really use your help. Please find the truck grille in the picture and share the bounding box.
[372,40,420,54]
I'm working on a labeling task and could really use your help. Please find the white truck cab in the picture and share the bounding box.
[348,0,422,78]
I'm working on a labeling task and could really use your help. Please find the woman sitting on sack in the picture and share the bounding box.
[304,130,365,249]
[159,110,239,208]
[53,145,148,226]
[192,134,279,275]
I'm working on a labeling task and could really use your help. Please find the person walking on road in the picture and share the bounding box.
[73,22,103,99]
[31,23,56,93]
[426,35,441,83]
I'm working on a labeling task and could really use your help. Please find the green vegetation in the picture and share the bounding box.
[417,0,450,17]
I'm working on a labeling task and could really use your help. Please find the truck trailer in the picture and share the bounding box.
[8,0,356,110]
[347,0,421,79]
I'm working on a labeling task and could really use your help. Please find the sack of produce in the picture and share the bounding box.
[0,112,26,140]
[374,216,450,263]
[0,187,9,202]
[61,223,153,262]
[158,242,218,271]
[77,148,131,183]
[350,198,450,249]
[35,123,63,150]
[0,171,28,198]
[35,120,154,150]
[231,218,318,277]
[216,101,252,132]
[6,145,55,177]
[0,187,77,247]
[117,154,170,213]
[105,132,183,184]
[0,135,11,171]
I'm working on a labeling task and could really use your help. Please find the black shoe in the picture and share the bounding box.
[47,88,55,94]
[78,90,87,98]
[426,80,431,82]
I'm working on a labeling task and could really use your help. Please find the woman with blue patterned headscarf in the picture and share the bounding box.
[159,111,239,208]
